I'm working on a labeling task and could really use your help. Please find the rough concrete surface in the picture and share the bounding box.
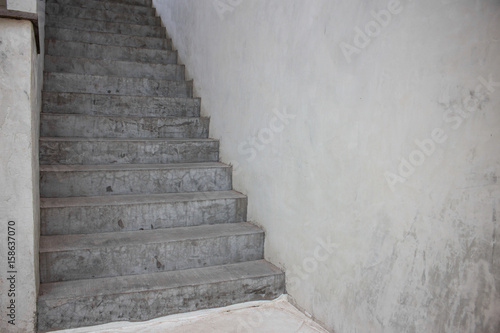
[45,3,160,26]
[0,18,40,333]
[45,39,176,63]
[43,72,192,97]
[40,162,232,197]
[47,0,155,16]
[37,261,285,331]
[42,92,199,117]
[45,15,166,38]
[40,190,246,235]
[45,27,172,50]
[44,55,184,80]
[40,114,208,138]
[39,222,264,282]
[39,137,218,165]
[153,0,500,332]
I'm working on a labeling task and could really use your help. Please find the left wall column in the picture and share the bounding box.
[0,0,43,332]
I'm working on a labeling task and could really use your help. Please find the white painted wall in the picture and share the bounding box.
[152,0,500,332]
[0,2,43,329]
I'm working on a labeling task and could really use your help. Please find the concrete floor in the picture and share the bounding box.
[54,295,328,333]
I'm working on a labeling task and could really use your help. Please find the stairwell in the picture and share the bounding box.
[37,0,285,330]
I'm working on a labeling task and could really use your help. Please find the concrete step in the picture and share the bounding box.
[40,222,264,282]
[46,0,156,16]
[46,39,176,64]
[40,191,247,235]
[58,0,154,8]
[42,92,201,118]
[46,3,160,26]
[103,0,152,6]
[43,72,193,98]
[40,162,232,197]
[37,260,285,331]
[44,55,184,81]
[46,15,166,38]
[40,137,218,165]
[40,114,209,139]
[45,27,171,50]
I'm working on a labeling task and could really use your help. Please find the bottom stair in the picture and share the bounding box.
[38,260,284,331]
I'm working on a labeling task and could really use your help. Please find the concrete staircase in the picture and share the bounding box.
[37,0,285,330]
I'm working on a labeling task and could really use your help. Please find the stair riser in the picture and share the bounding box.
[46,40,176,64]
[46,16,166,38]
[41,197,247,235]
[45,28,171,50]
[44,73,192,98]
[44,56,184,81]
[40,139,218,165]
[40,115,208,139]
[42,93,201,118]
[47,0,155,16]
[40,233,264,282]
[37,274,285,331]
[46,4,160,26]
[40,167,232,197]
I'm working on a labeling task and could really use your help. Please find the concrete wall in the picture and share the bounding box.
[6,0,36,14]
[153,0,500,332]
[0,0,43,329]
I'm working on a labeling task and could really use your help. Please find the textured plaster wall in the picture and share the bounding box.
[0,14,42,333]
[153,0,500,332]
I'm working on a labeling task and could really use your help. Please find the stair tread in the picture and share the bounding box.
[47,0,155,10]
[39,260,283,300]
[40,222,261,253]
[42,92,200,117]
[46,14,165,38]
[40,162,228,172]
[44,54,181,68]
[40,190,245,208]
[46,3,159,26]
[46,13,160,28]
[43,72,192,98]
[45,28,171,50]
[45,39,177,65]
[44,70,185,83]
